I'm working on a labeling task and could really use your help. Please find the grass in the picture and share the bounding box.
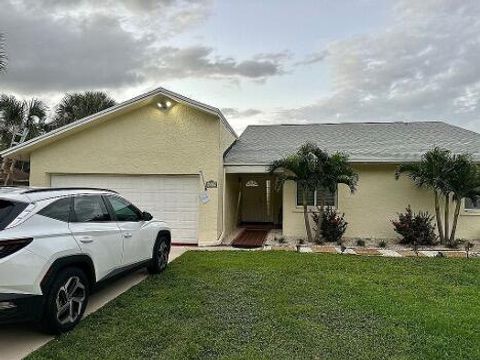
[29,251,480,360]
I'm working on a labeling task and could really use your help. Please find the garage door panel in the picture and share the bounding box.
[51,174,199,244]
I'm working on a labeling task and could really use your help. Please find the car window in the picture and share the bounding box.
[38,198,71,222]
[0,199,28,230]
[72,195,111,222]
[106,196,143,222]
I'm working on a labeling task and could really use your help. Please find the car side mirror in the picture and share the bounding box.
[142,211,153,221]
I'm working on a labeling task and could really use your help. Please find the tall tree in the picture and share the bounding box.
[396,148,480,245]
[269,142,358,243]
[50,91,116,129]
[0,32,7,73]
[445,153,480,243]
[0,95,47,150]
[395,148,450,243]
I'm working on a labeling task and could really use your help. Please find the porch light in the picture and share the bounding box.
[156,100,173,110]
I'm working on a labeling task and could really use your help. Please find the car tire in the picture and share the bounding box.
[148,236,170,274]
[41,267,89,334]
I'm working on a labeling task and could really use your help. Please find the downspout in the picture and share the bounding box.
[217,166,227,245]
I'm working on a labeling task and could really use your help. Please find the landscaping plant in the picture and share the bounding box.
[0,95,47,150]
[0,32,6,73]
[391,206,437,246]
[356,239,366,247]
[317,206,348,244]
[269,142,358,243]
[396,147,480,246]
[49,91,116,130]
[465,241,475,258]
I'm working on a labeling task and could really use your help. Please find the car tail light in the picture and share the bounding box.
[0,238,33,259]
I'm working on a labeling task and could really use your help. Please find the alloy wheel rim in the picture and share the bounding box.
[56,276,86,325]
[157,242,169,268]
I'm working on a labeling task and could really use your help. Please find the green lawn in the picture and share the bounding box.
[29,251,480,360]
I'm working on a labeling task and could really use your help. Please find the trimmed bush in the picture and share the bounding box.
[356,239,366,247]
[392,206,437,246]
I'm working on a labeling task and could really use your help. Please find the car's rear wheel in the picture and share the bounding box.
[41,267,89,334]
[148,236,170,274]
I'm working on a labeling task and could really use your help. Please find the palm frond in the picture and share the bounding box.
[0,95,47,150]
[51,91,116,129]
[268,143,358,194]
[0,33,7,73]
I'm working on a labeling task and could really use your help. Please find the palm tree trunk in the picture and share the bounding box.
[449,200,462,245]
[302,189,313,243]
[316,191,325,243]
[444,193,450,244]
[434,191,444,243]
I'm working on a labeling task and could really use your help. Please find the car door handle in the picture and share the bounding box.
[78,236,94,244]
[123,233,133,238]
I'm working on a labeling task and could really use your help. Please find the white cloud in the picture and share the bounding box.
[0,0,286,95]
[221,108,263,119]
[276,0,480,131]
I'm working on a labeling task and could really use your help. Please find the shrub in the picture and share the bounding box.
[465,241,475,258]
[356,239,365,247]
[391,206,437,246]
[312,207,348,243]
[447,238,464,249]
[275,236,286,244]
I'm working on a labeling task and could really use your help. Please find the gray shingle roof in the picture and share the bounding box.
[224,121,480,164]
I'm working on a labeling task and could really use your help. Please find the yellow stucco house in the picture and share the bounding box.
[3,87,480,245]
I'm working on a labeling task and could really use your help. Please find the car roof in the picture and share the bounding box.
[0,187,117,203]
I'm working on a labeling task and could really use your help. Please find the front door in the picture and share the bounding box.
[241,176,271,223]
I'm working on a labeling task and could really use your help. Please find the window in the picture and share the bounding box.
[38,198,71,222]
[0,200,28,230]
[465,197,480,211]
[106,196,143,222]
[72,195,111,222]
[296,185,336,207]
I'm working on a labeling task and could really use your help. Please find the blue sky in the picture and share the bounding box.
[166,0,391,109]
[1,0,480,134]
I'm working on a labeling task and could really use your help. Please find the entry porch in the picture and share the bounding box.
[223,172,283,247]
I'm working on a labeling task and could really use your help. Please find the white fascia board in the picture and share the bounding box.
[1,87,237,157]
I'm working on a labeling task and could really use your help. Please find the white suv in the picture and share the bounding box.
[0,187,171,333]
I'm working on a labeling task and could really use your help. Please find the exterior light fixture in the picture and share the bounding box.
[157,99,173,110]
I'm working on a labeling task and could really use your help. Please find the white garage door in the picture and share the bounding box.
[51,174,200,244]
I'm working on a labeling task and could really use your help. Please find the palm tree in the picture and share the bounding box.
[395,148,450,243]
[445,154,480,244]
[269,142,358,243]
[0,33,7,73]
[396,148,480,245]
[50,91,116,129]
[0,95,47,150]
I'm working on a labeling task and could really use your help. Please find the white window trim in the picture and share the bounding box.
[294,184,337,209]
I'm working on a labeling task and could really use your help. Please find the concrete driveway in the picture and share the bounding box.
[0,246,188,360]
